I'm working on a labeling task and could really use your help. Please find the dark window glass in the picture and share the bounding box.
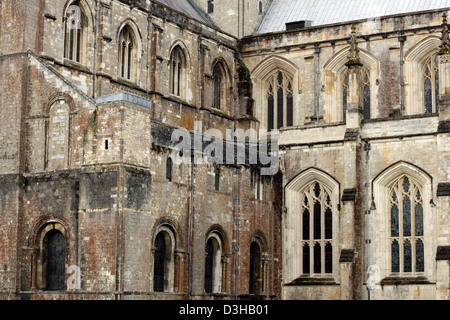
[392,240,400,273]
[403,196,411,237]
[268,94,274,131]
[154,233,166,292]
[325,243,332,274]
[166,158,173,181]
[208,0,214,13]
[314,243,321,274]
[325,208,332,240]
[314,201,321,240]
[277,74,284,129]
[215,168,220,191]
[303,243,310,274]
[47,231,66,290]
[415,202,424,237]
[424,76,432,114]
[249,242,261,295]
[416,239,424,273]
[404,240,412,273]
[287,91,293,127]
[213,65,223,109]
[205,239,214,293]
[303,207,310,240]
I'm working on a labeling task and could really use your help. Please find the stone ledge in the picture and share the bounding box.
[380,276,433,286]
[285,276,338,286]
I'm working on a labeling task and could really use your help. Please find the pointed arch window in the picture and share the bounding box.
[118,26,136,81]
[423,55,440,114]
[266,71,293,130]
[301,181,334,275]
[170,47,185,97]
[213,63,226,110]
[64,3,85,63]
[389,176,425,274]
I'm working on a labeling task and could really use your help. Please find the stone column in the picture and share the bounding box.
[341,25,365,300]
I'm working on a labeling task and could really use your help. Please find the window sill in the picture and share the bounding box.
[380,276,434,286]
[285,276,338,286]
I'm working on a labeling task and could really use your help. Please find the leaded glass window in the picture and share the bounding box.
[301,181,334,275]
[266,71,294,130]
[389,176,425,274]
[423,55,440,114]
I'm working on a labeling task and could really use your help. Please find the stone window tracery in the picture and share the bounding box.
[118,26,136,81]
[423,54,440,114]
[300,181,334,275]
[170,47,185,97]
[389,176,425,274]
[266,71,293,130]
[64,3,85,63]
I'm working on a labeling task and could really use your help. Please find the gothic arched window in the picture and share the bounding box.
[118,26,136,81]
[423,55,440,114]
[213,63,226,110]
[64,3,85,63]
[301,181,334,275]
[267,71,293,130]
[389,176,425,274]
[170,47,186,97]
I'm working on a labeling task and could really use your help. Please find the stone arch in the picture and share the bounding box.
[205,225,228,294]
[284,167,340,283]
[372,161,436,281]
[249,230,268,295]
[211,58,232,112]
[323,46,380,122]
[404,36,442,115]
[250,55,300,129]
[168,41,191,99]
[31,220,70,291]
[62,0,94,66]
[116,20,142,82]
[151,219,179,293]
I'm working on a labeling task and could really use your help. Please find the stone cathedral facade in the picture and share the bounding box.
[0,0,449,301]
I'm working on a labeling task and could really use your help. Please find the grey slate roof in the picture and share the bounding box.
[154,0,216,27]
[255,0,450,34]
